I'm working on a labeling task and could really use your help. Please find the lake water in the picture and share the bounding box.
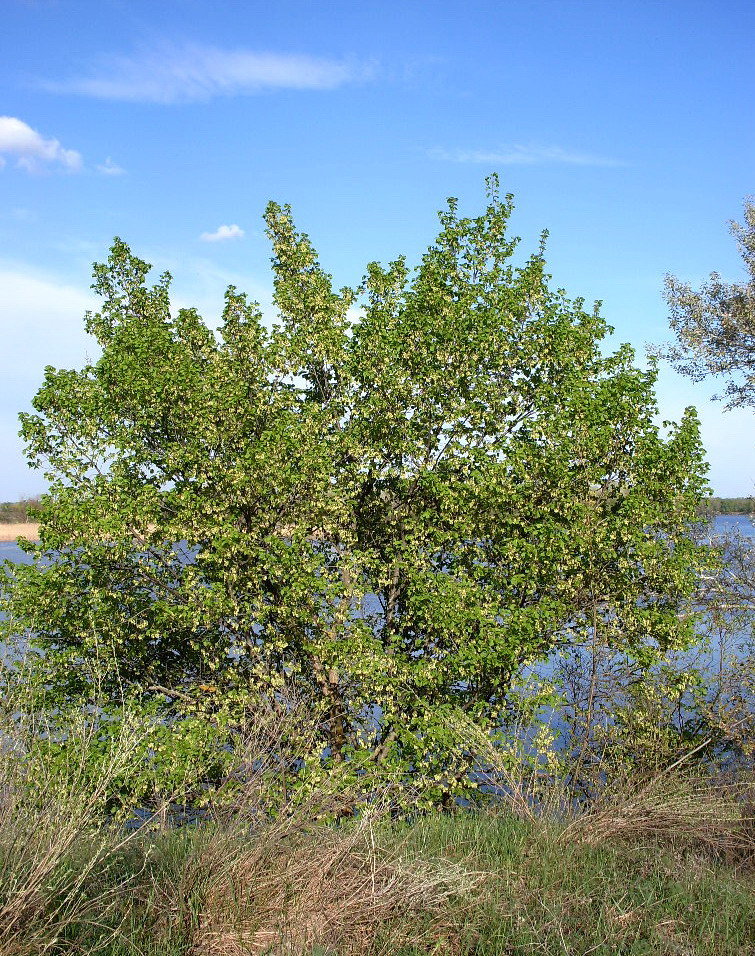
[1,516,752,780]
[0,539,34,566]
[2,514,750,561]
[707,512,755,538]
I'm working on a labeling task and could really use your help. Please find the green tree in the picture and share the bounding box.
[1,179,709,808]
[659,198,755,408]
[0,496,41,523]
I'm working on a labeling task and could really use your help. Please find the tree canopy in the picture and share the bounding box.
[1,179,709,808]
[659,199,755,409]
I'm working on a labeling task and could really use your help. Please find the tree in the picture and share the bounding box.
[1,179,709,808]
[659,199,755,408]
[0,496,41,523]
[656,200,755,779]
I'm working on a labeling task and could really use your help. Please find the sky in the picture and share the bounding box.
[1,0,754,499]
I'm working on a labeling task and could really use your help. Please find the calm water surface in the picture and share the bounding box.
[1,514,750,561]
[0,540,34,566]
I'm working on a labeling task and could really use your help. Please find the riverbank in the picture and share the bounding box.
[3,772,754,954]
[0,522,39,541]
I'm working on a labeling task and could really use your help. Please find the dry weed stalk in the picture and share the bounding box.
[559,757,755,866]
[140,693,489,954]
[440,704,566,824]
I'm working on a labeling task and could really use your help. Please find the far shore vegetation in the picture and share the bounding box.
[0,499,41,541]
[704,496,755,515]
[0,495,40,524]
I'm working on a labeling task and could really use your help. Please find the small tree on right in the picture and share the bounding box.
[658,199,755,409]
[656,198,755,771]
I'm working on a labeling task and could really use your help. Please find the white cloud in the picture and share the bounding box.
[429,144,624,167]
[200,224,245,243]
[45,44,372,104]
[96,157,125,176]
[0,116,82,172]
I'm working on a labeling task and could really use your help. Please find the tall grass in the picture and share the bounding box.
[0,659,754,954]
[0,672,486,954]
[0,682,159,954]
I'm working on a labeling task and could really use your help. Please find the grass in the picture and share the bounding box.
[394,808,755,954]
[1,774,754,954]
[1,671,754,953]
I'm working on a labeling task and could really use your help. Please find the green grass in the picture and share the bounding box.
[392,810,755,954]
[15,805,752,955]
[1,668,753,954]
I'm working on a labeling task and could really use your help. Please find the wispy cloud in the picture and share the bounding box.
[0,263,95,395]
[96,157,125,176]
[0,261,96,497]
[0,116,82,172]
[200,224,245,243]
[44,44,373,104]
[429,144,624,167]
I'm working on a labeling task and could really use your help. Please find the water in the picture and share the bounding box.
[1,516,752,786]
[707,512,755,538]
[2,514,749,561]
[0,540,34,566]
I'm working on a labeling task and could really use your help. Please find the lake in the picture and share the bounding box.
[0,539,34,566]
[707,512,755,538]
[1,515,752,773]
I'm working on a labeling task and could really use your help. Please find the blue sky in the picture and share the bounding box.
[1,0,754,498]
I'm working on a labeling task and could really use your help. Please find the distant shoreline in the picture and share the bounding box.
[0,523,40,542]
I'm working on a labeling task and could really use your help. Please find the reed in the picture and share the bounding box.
[0,523,39,542]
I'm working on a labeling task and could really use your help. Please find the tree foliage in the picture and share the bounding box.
[658,199,755,408]
[1,180,709,807]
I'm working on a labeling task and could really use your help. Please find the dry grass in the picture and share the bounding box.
[0,655,753,953]
[559,770,755,867]
[122,691,485,953]
[151,700,487,956]
[177,813,483,956]
[0,676,488,955]
[0,522,39,542]
[0,696,754,955]
[0,673,169,956]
